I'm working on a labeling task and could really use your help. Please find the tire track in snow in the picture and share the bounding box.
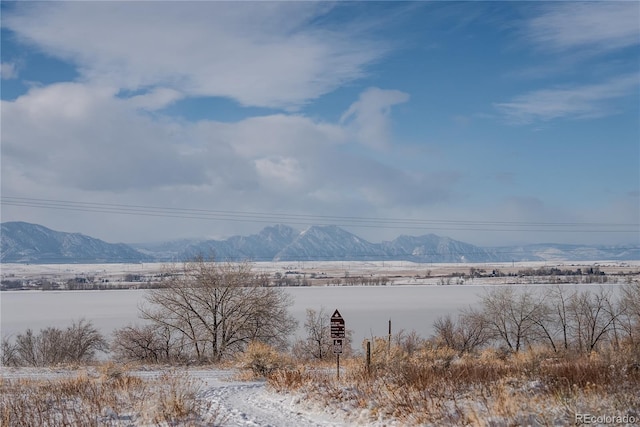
[200,379,346,427]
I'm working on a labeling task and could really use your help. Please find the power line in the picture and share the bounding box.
[1,196,638,233]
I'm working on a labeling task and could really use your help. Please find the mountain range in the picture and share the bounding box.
[1,221,638,264]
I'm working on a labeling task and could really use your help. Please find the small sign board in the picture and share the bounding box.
[333,339,343,354]
[331,309,345,339]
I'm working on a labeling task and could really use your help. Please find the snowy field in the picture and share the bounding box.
[2,260,637,347]
[1,285,487,345]
[3,260,639,283]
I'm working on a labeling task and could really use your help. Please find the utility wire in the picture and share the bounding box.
[2,196,638,233]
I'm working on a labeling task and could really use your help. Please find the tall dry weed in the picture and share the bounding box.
[0,365,218,427]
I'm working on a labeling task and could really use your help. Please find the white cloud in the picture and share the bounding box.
[8,82,117,121]
[495,74,639,124]
[1,82,455,242]
[1,82,207,191]
[1,62,18,79]
[254,156,305,191]
[206,114,347,160]
[340,87,410,150]
[525,2,640,54]
[4,2,385,109]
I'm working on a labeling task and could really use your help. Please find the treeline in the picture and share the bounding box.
[433,284,640,354]
[467,266,612,278]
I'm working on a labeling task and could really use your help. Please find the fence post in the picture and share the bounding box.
[366,340,371,375]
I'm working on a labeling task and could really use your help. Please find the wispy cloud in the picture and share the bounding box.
[525,2,639,54]
[3,2,387,110]
[495,74,639,124]
[340,87,410,150]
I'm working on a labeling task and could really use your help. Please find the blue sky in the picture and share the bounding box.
[1,1,638,247]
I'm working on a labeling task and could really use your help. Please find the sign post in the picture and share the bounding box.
[331,309,345,380]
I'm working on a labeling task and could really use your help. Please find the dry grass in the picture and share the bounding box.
[0,364,220,427]
[267,344,640,426]
[234,341,294,380]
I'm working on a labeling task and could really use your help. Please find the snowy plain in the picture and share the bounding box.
[2,260,637,344]
[2,260,638,426]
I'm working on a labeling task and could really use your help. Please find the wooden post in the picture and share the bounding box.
[336,354,340,380]
[388,319,392,353]
[366,340,371,375]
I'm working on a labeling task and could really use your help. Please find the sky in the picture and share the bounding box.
[1,1,638,247]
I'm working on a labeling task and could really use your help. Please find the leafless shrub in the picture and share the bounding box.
[393,329,426,356]
[433,308,490,354]
[1,336,19,366]
[4,319,107,366]
[111,323,188,363]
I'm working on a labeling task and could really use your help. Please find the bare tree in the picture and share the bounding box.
[619,282,640,346]
[111,323,188,363]
[433,308,489,354]
[292,307,353,361]
[139,257,297,362]
[540,285,577,352]
[480,287,548,352]
[299,308,332,360]
[567,288,619,353]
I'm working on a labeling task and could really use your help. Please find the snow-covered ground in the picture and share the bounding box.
[1,366,364,426]
[3,260,639,284]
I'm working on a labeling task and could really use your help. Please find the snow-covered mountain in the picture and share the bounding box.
[176,224,299,261]
[168,225,502,263]
[1,222,151,263]
[381,234,503,263]
[274,225,383,261]
[143,225,638,263]
[1,221,638,263]
[495,243,640,262]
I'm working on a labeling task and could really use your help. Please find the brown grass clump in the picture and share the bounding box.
[0,365,218,427]
[235,341,293,380]
[268,367,314,392]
